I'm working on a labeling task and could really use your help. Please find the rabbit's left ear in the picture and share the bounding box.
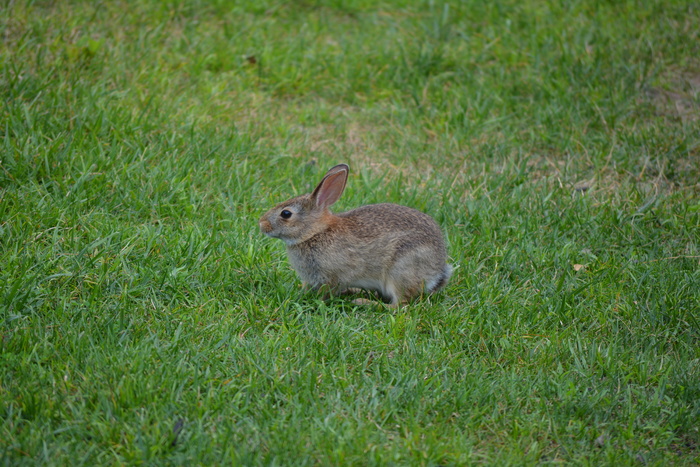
[312,164,349,209]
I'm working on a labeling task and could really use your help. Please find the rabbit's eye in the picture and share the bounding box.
[280,210,292,219]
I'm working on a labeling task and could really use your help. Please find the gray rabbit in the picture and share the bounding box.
[259,164,451,306]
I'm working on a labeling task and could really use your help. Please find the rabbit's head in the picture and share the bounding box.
[259,164,348,245]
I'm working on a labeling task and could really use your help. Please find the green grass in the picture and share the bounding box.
[2,0,699,464]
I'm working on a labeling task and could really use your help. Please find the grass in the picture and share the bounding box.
[1,0,699,464]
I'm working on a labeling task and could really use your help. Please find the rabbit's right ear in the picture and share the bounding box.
[312,164,349,209]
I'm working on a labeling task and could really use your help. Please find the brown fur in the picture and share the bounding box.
[259,164,451,307]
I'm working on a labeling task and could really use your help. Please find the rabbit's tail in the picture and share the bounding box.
[427,264,452,293]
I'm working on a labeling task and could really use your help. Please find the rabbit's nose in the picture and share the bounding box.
[259,218,272,233]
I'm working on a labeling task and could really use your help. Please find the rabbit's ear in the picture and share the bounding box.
[312,164,349,209]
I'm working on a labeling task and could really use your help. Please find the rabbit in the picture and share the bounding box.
[258,163,452,307]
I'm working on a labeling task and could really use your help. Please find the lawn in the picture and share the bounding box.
[1,0,699,464]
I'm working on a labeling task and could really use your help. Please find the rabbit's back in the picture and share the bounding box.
[338,203,447,249]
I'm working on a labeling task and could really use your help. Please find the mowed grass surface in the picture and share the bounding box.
[2,0,699,464]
